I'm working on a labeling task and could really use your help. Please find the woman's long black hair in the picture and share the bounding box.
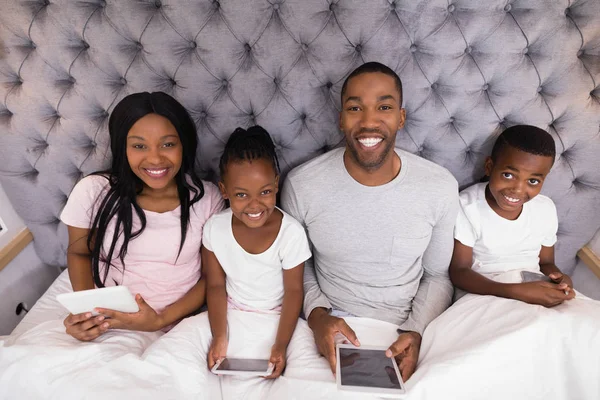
[88,92,204,287]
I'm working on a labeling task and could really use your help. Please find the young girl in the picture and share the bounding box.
[60,92,223,341]
[202,125,311,378]
[450,124,575,305]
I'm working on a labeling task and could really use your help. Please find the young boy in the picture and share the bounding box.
[450,125,576,307]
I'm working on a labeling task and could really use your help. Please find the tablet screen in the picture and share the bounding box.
[215,358,270,372]
[339,348,402,389]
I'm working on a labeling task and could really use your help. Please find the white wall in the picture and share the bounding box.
[0,183,27,249]
[0,182,61,334]
[571,228,600,300]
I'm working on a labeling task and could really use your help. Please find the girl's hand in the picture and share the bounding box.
[95,294,164,332]
[64,312,109,341]
[264,344,287,379]
[207,335,228,370]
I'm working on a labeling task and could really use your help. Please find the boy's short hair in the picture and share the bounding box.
[491,125,556,162]
[341,62,403,104]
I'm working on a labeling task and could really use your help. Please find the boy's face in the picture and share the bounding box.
[485,145,554,220]
[219,158,279,229]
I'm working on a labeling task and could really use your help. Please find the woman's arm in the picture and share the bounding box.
[155,278,206,328]
[66,225,95,291]
[266,263,304,378]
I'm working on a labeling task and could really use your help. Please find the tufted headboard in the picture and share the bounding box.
[1,0,599,275]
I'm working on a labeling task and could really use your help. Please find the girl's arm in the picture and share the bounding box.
[154,278,207,328]
[66,226,95,291]
[266,263,304,379]
[202,245,229,368]
[449,239,516,298]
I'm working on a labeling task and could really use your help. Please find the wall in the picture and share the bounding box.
[571,229,600,300]
[0,183,60,335]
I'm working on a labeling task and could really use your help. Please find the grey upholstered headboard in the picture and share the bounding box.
[1,0,599,274]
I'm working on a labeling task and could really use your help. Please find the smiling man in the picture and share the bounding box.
[281,62,459,381]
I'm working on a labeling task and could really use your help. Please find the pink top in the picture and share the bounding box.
[60,174,224,313]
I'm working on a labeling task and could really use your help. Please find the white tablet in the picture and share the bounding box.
[56,286,139,316]
[336,343,406,397]
[211,357,274,377]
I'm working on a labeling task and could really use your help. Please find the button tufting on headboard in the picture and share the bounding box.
[0,0,598,274]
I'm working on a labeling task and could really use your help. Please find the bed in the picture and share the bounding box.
[1,1,600,399]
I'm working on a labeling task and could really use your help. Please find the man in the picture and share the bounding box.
[281,62,459,381]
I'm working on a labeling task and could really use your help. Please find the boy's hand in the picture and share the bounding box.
[96,294,163,332]
[548,272,575,295]
[513,281,575,307]
[264,344,287,379]
[64,312,109,341]
[207,335,228,370]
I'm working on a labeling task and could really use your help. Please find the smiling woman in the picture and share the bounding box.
[57,92,224,341]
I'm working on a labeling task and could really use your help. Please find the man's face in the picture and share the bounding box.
[340,72,405,171]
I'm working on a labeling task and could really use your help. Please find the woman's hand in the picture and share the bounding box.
[95,294,164,332]
[207,335,229,370]
[64,312,109,341]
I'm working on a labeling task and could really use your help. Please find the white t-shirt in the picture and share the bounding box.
[202,208,311,311]
[454,182,558,277]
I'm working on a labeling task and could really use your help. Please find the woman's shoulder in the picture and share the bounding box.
[69,173,111,199]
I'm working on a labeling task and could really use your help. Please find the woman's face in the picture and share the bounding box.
[125,113,183,192]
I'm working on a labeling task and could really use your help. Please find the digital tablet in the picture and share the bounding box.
[336,344,405,397]
[56,286,139,316]
[521,270,552,283]
[211,357,274,377]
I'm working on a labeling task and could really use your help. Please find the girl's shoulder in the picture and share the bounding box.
[279,208,307,237]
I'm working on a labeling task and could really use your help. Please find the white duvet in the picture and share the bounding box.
[1,270,599,400]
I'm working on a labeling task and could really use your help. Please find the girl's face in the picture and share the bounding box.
[126,113,183,192]
[485,146,554,220]
[219,158,279,229]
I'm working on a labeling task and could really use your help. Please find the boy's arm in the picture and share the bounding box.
[66,225,95,291]
[539,245,574,292]
[450,240,574,305]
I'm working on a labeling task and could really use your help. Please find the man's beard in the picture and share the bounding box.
[346,134,395,171]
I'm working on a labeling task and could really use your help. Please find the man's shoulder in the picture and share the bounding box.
[399,149,458,192]
[286,147,344,185]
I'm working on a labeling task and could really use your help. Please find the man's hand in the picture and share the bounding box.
[308,308,360,374]
[512,281,575,307]
[95,294,163,332]
[386,331,421,381]
[64,312,109,341]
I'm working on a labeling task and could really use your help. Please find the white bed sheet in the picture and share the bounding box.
[1,270,599,400]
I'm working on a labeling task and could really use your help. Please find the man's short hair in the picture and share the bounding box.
[341,62,403,104]
[491,125,556,162]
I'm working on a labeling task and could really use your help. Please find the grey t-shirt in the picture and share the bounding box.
[281,148,459,334]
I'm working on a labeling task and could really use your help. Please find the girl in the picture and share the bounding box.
[60,92,223,341]
[202,125,311,378]
[449,124,575,305]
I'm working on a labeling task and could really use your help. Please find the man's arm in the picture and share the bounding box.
[280,178,332,318]
[398,186,458,335]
